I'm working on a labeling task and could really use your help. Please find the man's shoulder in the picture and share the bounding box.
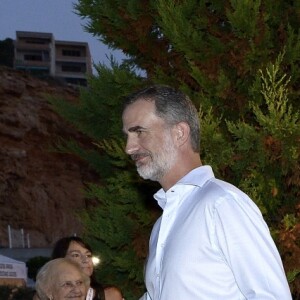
[192,176,249,208]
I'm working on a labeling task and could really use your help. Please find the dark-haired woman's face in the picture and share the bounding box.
[65,241,93,277]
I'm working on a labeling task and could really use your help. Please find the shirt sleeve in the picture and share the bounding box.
[214,193,292,299]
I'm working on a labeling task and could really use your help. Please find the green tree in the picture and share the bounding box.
[50,62,159,298]
[75,0,300,115]
[50,1,300,298]
[0,38,14,67]
[26,256,50,281]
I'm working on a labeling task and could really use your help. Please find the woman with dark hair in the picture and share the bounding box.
[51,236,123,300]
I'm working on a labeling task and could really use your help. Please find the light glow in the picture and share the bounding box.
[92,256,100,266]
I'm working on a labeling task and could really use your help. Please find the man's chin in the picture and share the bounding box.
[137,167,152,180]
[137,167,161,182]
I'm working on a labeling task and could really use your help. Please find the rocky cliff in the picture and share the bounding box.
[0,67,99,247]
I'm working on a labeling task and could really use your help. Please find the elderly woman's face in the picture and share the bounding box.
[52,265,88,299]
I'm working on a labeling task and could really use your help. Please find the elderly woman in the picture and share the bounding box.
[51,236,124,300]
[35,258,90,300]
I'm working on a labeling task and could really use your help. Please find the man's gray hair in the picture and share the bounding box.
[124,85,200,152]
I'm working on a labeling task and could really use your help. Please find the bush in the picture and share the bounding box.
[26,256,50,281]
[0,285,35,300]
[0,285,12,299]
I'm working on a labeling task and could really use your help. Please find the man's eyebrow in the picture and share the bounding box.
[128,125,145,132]
[122,125,146,135]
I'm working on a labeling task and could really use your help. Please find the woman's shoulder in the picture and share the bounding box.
[104,286,124,300]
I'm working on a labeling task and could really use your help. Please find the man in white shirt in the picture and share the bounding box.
[122,85,292,300]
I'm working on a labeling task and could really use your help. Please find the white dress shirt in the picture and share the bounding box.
[140,166,292,300]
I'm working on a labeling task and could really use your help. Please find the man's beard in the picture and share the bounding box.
[136,132,177,182]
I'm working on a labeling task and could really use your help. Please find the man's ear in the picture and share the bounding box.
[174,122,190,146]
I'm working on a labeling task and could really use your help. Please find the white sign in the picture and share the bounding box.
[0,256,27,279]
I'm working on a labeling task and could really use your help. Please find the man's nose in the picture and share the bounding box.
[125,136,139,155]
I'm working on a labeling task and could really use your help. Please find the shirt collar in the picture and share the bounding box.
[154,165,215,209]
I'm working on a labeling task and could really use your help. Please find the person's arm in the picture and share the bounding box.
[215,193,292,299]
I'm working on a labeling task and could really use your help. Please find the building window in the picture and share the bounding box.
[24,54,42,61]
[62,49,81,57]
[61,64,83,72]
[65,77,87,86]
[23,50,49,62]
[24,38,49,45]
[43,51,50,60]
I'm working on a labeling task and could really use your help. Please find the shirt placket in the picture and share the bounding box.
[154,190,178,300]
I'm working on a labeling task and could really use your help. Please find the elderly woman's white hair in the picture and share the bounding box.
[35,258,90,300]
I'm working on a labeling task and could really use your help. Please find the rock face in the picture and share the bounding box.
[0,67,99,247]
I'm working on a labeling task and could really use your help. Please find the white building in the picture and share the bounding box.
[14,31,92,85]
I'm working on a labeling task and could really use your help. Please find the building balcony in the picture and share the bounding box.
[55,70,86,78]
[55,55,88,63]
[14,42,51,51]
[14,59,51,68]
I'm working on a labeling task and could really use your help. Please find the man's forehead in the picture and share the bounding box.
[124,98,154,113]
[123,100,156,124]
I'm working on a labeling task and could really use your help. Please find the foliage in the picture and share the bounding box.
[50,61,156,298]
[26,256,50,281]
[0,285,11,299]
[9,286,36,300]
[77,119,160,299]
[224,54,300,296]
[0,38,14,67]
[226,53,300,216]
[50,59,141,141]
[0,285,35,300]
[49,1,300,298]
[81,171,159,299]
[199,107,234,178]
[49,59,144,177]
[75,0,300,116]
[278,203,300,298]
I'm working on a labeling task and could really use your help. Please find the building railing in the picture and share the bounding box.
[14,59,50,68]
[55,55,88,63]
[15,42,51,51]
[55,70,86,78]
